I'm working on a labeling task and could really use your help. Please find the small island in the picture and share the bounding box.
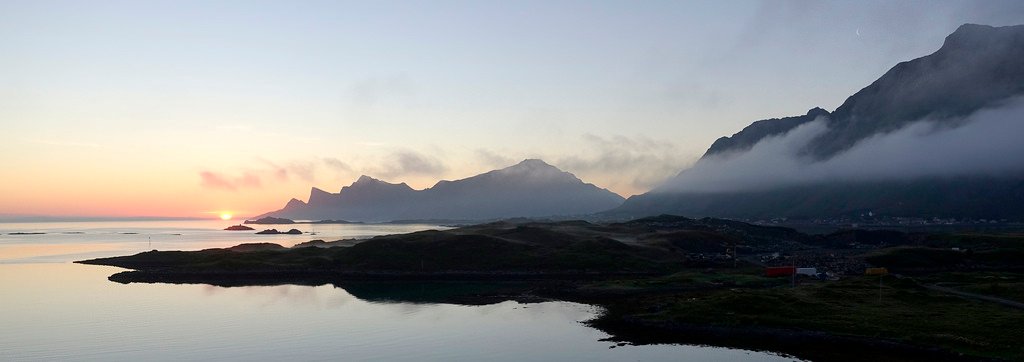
[244,217,360,225]
[224,225,254,231]
[225,243,287,252]
[244,217,295,225]
[254,228,302,235]
[309,219,361,224]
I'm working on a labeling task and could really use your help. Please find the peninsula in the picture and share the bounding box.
[78,216,1024,361]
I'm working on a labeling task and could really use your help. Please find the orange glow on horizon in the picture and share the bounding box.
[219,212,233,220]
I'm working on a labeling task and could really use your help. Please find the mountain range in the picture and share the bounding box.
[614,23,1024,220]
[260,24,1024,222]
[256,159,624,222]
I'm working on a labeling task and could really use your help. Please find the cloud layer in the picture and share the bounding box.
[658,97,1024,193]
[200,150,452,191]
[377,150,447,179]
[200,171,261,191]
[558,134,691,193]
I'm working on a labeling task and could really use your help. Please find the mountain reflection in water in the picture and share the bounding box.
[0,263,796,361]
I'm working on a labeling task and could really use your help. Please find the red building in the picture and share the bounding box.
[764,266,796,277]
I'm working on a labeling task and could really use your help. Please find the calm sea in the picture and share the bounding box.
[0,220,797,361]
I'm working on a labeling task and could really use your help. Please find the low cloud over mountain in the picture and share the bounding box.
[660,97,1024,193]
[615,24,1024,220]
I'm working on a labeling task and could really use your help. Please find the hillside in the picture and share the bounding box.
[704,24,1024,160]
[76,215,821,279]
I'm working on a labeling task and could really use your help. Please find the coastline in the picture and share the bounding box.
[74,217,1024,361]
[81,268,1000,362]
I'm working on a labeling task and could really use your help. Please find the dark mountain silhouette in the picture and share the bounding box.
[704,24,1024,160]
[703,107,829,158]
[614,23,1024,220]
[257,159,624,222]
[808,23,1024,159]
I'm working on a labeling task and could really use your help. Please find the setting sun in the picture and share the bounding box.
[219,212,232,220]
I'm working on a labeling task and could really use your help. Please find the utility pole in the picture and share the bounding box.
[733,242,738,268]
[879,274,883,303]
[726,242,737,268]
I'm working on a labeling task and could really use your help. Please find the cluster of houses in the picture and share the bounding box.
[764,266,889,279]
[764,266,820,278]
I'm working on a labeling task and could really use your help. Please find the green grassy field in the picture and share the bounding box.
[917,271,1024,304]
[600,273,1024,360]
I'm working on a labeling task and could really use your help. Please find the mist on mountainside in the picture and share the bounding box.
[657,97,1024,194]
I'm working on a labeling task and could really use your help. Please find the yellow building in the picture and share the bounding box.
[865,267,889,275]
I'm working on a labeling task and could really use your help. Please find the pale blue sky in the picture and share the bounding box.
[2,0,1023,216]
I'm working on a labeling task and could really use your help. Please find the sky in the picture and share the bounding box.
[2,0,1023,218]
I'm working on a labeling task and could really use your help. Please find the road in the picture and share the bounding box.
[921,283,1024,310]
[892,273,1024,310]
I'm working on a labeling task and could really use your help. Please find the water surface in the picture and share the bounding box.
[0,219,440,264]
[0,221,798,361]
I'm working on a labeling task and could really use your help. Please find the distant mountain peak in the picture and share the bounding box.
[343,175,413,193]
[308,187,333,204]
[354,175,382,184]
[351,175,405,186]
[806,107,829,117]
[501,159,560,172]
[954,23,994,33]
[255,158,624,222]
[515,158,552,167]
[945,23,996,44]
[937,24,1024,58]
[494,159,579,182]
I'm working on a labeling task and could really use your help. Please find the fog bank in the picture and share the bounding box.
[658,97,1024,193]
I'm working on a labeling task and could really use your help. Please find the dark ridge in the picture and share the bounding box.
[809,23,1024,158]
[702,107,829,159]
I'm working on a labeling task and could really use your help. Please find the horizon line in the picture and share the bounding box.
[0,215,217,223]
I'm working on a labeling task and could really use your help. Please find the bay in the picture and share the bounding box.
[0,221,797,361]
